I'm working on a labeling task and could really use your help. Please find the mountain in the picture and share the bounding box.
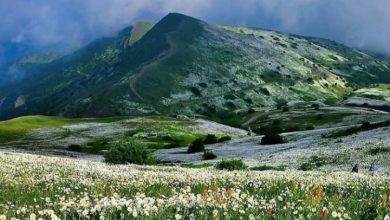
[0,13,390,120]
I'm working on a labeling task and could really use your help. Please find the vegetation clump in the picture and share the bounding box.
[368,147,390,155]
[299,156,331,171]
[251,164,287,171]
[202,150,217,160]
[260,133,285,145]
[219,136,232,142]
[104,140,156,165]
[187,138,205,153]
[204,134,219,145]
[326,120,390,138]
[68,144,82,151]
[215,158,248,171]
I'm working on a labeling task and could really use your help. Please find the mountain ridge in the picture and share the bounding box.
[0,13,389,120]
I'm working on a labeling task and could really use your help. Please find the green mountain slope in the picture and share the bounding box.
[0,13,389,120]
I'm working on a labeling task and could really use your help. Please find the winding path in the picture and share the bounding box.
[129,24,181,101]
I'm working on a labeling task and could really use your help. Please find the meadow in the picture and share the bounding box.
[0,153,389,220]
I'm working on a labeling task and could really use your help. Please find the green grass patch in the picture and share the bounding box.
[0,116,81,143]
[0,115,124,143]
[299,155,334,171]
[367,147,390,155]
[251,164,287,171]
[180,163,213,169]
[326,120,390,138]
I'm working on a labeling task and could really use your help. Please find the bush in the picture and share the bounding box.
[187,138,205,153]
[305,125,315,130]
[261,133,285,145]
[361,121,371,129]
[215,159,248,171]
[104,140,156,165]
[68,144,82,151]
[284,125,300,132]
[203,150,217,160]
[219,136,232,142]
[312,103,320,110]
[204,134,219,145]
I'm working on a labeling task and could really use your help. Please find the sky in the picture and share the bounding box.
[1,0,390,65]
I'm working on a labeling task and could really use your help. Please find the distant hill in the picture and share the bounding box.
[1,13,390,120]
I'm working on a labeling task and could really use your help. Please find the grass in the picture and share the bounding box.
[0,115,125,143]
[251,110,352,134]
[0,116,82,143]
[368,146,390,155]
[180,163,213,168]
[326,120,390,138]
[299,155,334,171]
[68,138,111,154]
[251,164,287,171]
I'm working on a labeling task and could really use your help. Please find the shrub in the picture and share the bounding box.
[190,87,202,97]
[104,140,156,165]
[247,108,256,114]
[203,150,217,160]
[312,103,320,110]
[219,136,232,142]
[305,125,315,130]
[215,159,248,171]
[361,121,371,129]
[204,134,219,145]
[68,144,82,151]
[187,138,205,153]
[261,133,285,145]
[284,125,300,132]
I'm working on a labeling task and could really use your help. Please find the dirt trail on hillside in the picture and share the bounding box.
[129,24,181,101]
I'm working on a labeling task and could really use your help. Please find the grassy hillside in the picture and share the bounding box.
[0,116,81,142]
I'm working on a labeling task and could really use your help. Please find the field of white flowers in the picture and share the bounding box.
[0,152,389,220]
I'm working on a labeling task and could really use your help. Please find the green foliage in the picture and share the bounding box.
[180,163,213,168]
[312,103,320,110]
[190,87,202,97]
[68,144,82,152]
[215,158,248,171]
[368,147,390,155]
[299,162,317,171]
[251,164,287,171]
[260,133,285,145]
[104,140,156,165]
[204,134,219,145]
[187,138,205,153]
[0,116,85,143]
[202,150,217,160]
[219,136,232,142]
[299,156,332,171]
[326,120,390,138]
[76,138,110,154]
